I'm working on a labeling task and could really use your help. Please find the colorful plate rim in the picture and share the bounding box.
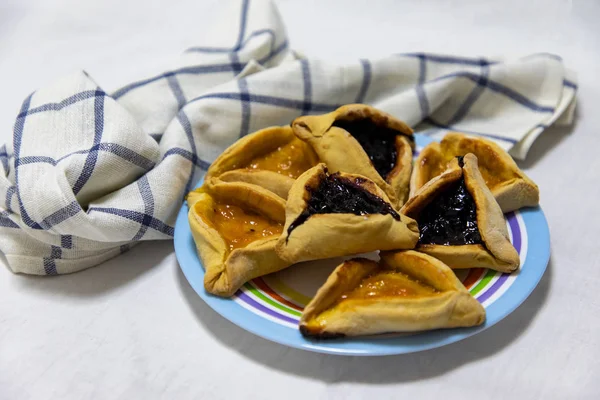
[174,135,550,356]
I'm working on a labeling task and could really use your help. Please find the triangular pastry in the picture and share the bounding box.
[402,153,520,273]
[299,251,486,338]
[206,126,319,199]
[292,104,414,207]
[187,179,291,297]
[411,132,539,212]
[275,163,419,263]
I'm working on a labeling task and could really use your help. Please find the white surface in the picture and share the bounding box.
[1,0,599,398]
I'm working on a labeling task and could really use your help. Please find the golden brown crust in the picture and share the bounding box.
[205,125,318,198]
[292,104,414,208]
[299,251,485,337]
[187,180,291,297]
[417,244,515,271]
[275,164,419,264]
[462,154,520,270]
[411,132,539,212]
[402,154,520,273]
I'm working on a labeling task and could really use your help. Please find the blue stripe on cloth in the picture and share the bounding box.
[423,117,518,144]
[61,235,73,249]
[43,245,63,275]
[38,201,82,230]
[17,90,104,119]
[51,246,62,259]
[43,258,58,275]
[166,75,187,110]
[131,175,155,241]
[229,52,244,75]
[114,27,286,101]
[13,92,43,229]
[564,79,577,89]
[237,78,251,138]
[15,143,156,171]
[162,148,211,170]
[229,52,252,138]
[16,156,58,167]
[0,144,9,174]
[355,59,372,103]
[446,65,489,125]
[5,186,16,213]
[176,112,198,195]
[187,92,340,113]
[416,54,430,119]
[89,207,175,237]
[400,53,494,66]
[300,60,312,114]
[72,93,105,195]
[112,63,242,100]
[429,71,555,113]
[0,211,19,228]
[234,0,250,49]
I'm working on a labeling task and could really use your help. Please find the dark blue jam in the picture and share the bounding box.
[418,175,482,246]
[287,171,400,238]
[332,118,412,179]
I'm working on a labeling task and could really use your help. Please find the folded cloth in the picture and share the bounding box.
[0,0,576,275]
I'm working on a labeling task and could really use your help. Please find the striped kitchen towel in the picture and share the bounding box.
[0,0,576,275]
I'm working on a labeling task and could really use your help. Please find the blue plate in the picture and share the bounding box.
[174,134,550,356]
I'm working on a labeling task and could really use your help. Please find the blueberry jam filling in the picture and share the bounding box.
[418,174,482,246]
[332,118,412,179]
[287,171,400,237]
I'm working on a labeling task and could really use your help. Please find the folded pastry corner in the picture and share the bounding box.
[411,132,539,212]
[402,153,520,273]
[275,163,419,264]
[299,251,485,338]
[205,125,319,199]
[292,104,414,207]
[187,179,291,297]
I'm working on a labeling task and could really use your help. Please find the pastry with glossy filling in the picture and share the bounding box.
[187,180,291,297]
[292,104,414,207]
[411,132,539,212]
[299,251,485,338]
[402,153,520,273]
[275,163,419,263]
[206,126,319,199]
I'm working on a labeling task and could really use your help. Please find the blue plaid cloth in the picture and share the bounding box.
[0,0,576,275]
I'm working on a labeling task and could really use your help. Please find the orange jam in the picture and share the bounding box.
[246,139,314,178]
[211,203,283,252]
[340,271,438,301]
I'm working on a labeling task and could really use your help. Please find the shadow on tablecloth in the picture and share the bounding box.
[9,241,173,297]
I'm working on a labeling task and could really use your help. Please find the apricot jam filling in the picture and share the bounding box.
[208,202,283,253]
[245,138,314,179]
[340,270,438,302]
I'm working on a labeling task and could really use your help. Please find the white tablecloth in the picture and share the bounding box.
[1,0,599,398]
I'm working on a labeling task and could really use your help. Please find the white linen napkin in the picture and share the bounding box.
[0,0,576,275]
